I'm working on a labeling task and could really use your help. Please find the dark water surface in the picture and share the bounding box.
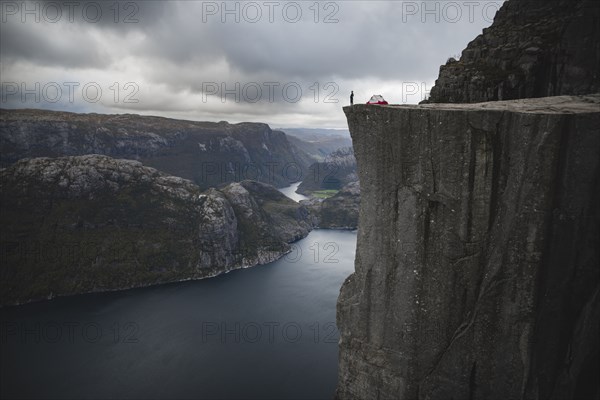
[0,230,356,399]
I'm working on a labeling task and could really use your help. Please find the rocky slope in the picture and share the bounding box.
[337,96,599,399]
[285,133,353,161]
[0,155,312,306]
[0,109,313,189]
[425,0,599,103]
[297,147,357,194]
[302,181,360,229]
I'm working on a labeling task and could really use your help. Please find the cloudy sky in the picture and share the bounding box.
[1,0,503,128]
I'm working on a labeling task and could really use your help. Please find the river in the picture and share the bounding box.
[277,181,308,202]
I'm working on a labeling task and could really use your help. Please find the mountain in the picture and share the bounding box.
[425,0,599,103]
[301,181,360,229]
[278,128,350,140]
[286,134,353,162]
[0,109,313,190]
[0,155,313,306]
[296,147,357,194]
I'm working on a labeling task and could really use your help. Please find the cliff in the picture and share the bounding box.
[302,182,360,229]
[297,147,357,194]
[0,155,312,306]
[337,95,599,399]
[285,133,353,161]
[426,0,600,103]
[0,109,313,189]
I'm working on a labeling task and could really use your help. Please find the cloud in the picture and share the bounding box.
[0,0,504,127]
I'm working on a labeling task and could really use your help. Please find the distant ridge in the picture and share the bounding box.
[0,108,314,189]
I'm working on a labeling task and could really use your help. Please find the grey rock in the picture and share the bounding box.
[336,95,600,399]
[0,109,314,189]
[305,182,361,230]
[0,155,313,306]
[297,147,357,194]
[285,134,353,162]
[425,0,600,104]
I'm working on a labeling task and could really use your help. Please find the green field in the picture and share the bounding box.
[311,190,339,199]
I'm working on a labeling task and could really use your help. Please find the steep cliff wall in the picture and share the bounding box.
[337,95,599,399]
[426,0,600,103]
[303,182,360,229]
[297,147,357,194]
[0,155,312,305]
[0,109,313,189]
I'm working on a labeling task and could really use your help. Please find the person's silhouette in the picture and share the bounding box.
[350,91,354,106]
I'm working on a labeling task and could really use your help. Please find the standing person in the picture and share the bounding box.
[350,91,354,106]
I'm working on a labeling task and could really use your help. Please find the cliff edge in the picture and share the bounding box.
[337,95,599,399]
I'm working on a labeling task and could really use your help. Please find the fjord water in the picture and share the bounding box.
[276,181,308,202]
[0,228,356,399]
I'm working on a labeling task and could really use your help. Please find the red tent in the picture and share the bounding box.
[366,95,388,105]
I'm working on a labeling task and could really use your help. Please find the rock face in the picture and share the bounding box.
[426,0,600,103]
[297,147,357,194]
[0,109,313,189]
[0,155,312,305]
[303,182,360,229]
[337,96,599,399]
[285,133,353,162]
[221,180,313,248]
